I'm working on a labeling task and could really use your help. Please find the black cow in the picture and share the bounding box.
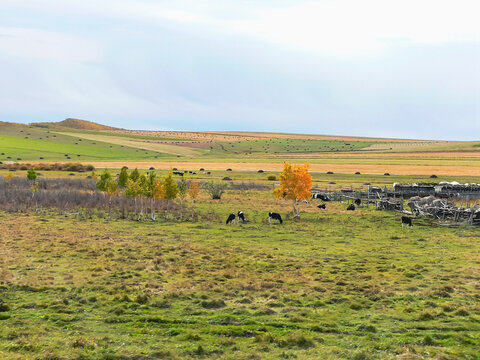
[317,204,326,209]
[401,216,413,229]
[347,204,355,211]
[311,193,330,201]
[268,212,283,224]
[238,211,246,223]
[354,198,361,206]
[226,213,235,224]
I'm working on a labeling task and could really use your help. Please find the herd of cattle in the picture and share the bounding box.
[225,193,413,228]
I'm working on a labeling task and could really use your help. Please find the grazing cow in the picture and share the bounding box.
[311,193,330,201]
[317,204,326,209]
[347,204,355,211]
[238,211,246,223]
[354,198,361,206]
[226,213,235,224]
[268,212,283,224]
[401,216,413,229]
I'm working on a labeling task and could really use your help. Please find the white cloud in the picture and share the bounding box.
[0,27,101,62]
[224,0,480,55]
[4,0,479,56]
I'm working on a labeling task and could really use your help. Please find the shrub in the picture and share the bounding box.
[267,175,276,181]
[202,181,229,199]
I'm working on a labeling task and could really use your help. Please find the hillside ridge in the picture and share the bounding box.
[31,118,120,131]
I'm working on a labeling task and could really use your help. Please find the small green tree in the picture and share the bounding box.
[202,181,229,199]
[163,170,178,201]
[29,181,39,211]
[137,173,148,217]
[124,178,141,218]
[118,166,129,188]
[96,169,113,192]
[117,166,129,218]
[177,178,189,219]
[130,168,140,182]
[178,178,189,203]
[27,168,37,181]
[145,171,159,221]
[96,169,118,216]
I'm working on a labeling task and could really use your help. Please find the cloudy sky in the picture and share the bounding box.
[0,0,479,139]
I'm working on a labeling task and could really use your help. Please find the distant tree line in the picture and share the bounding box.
[0,162,95,172]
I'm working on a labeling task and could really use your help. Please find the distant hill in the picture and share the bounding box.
[31,118,120,131]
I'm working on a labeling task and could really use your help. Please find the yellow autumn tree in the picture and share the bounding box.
[273,162,312,217]
[188,180,200,203]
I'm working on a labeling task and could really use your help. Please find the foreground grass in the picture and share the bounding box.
[0,195,479,359]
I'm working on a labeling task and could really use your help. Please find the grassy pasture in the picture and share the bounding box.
[54,132,203,157]
[51,128,190,142]
[207,138,375,155]
[0,190,479,359]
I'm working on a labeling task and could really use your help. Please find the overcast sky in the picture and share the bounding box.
[0,0,479,140]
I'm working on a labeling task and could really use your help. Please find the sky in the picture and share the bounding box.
[0,0,479,140]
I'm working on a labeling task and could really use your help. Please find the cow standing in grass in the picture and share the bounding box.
[268,212,283,224]
[312,193,330,201]
[226,213,235,224]
[238,211,246,223]
[401,216,413,229]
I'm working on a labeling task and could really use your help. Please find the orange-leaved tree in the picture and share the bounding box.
[273,161,312,217]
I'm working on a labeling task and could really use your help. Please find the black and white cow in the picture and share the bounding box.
[238,211,246,223]
[317,204,326,209]
[226,213,235,224]
[268,212,283,224]
[346,204,355,211]
[354,198,361,206]
[401,216,413,229]
[312,193,330,201]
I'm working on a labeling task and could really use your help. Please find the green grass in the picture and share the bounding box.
[0,134,170,161]
[0,190,479,359]
[52,128,191,142]
[207,138,375,156]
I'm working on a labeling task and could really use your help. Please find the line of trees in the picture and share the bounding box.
[95,167,202,220]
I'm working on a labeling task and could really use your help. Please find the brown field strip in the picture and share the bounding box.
[84,160,480,176]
